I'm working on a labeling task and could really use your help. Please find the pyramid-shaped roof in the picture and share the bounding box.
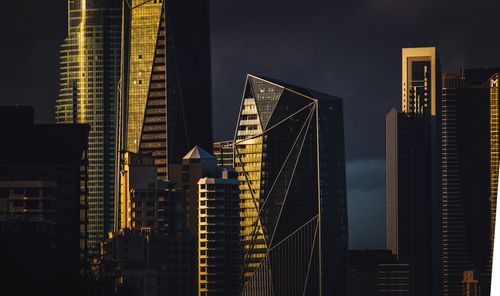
[183,145,215,160]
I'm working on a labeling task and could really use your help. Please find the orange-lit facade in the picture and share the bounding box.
[55,0,122,253]
[235,75,348,295]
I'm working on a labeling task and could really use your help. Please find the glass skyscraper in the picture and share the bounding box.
[117,0,213,181]
[386,47,441,296]
[55,0,122,253]
[235,75,348,296]
[441,68,500,295]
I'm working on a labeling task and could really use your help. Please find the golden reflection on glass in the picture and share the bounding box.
[126,0,163,153]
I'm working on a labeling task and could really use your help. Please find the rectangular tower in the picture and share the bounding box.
[198,169,241,296]
[441,69,500,295]
[117,0,213,180]
[55,0,122,253]
[386,47,441,296]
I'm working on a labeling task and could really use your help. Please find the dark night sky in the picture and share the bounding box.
[1,0,500,249]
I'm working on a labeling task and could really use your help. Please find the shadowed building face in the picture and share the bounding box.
[235,75,348,296]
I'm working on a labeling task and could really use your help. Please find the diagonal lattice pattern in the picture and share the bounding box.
[235,75,348,296]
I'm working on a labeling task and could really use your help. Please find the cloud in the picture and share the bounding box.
[346,158,386,249]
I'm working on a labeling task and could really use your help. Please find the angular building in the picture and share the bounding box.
[235,75,348,295]
[386,47,441,296]
[198,168,241,296]
[55,0,122,253]
[117,0,213,181]
[441,68,500,295]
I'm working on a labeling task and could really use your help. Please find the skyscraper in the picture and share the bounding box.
[386,47,441,296]
[117,0,213,181]
[441,68,500,295]
[55,0,122,253]
[235,75,348,295]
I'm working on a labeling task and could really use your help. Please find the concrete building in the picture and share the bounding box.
[213,140,234,167]
[198,168,240,296]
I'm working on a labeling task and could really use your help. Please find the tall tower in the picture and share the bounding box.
[55,0,122,253]
[235,75,348,296]
[117,0,213,181]
[386,47,441,296]
[440,68,500,295]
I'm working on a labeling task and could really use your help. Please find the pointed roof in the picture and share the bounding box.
[183,145,215,160]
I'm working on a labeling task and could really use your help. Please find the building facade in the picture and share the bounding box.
[55,0,122,253]
[173,146,219,236]
[235,75,348,295]
[386,47,441,296]
[441,68,500,296]
[213,140,235,167]
[117,0,213,181]
[116,151,195,295]
[348,250,410,296]
[198,169,241,296]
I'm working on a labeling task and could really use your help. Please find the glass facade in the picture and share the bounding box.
[387,47,441,296]
[55,0,122,253]
[235,75,348,295]
[125,0,163,154]
[118,0,213,183]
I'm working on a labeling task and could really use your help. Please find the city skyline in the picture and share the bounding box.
[1,0,500,251]
[1,1,500,295]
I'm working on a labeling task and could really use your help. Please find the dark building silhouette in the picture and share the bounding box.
[0,106,89,295]
[441,68,500,296]
[386,47,441,296]
[108,152,194,296]
[348,250,410,296]
[235,75,348,295]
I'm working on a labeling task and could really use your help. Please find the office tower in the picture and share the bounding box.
[441,68,500,295]
[386,47,441,296]
[235,75,348,295]
[118,0,213,181]
[0,106,89,295]
[198,168,241,296]
[213,140,235,167]
[348,250,410,296]
[55,0,122,253]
